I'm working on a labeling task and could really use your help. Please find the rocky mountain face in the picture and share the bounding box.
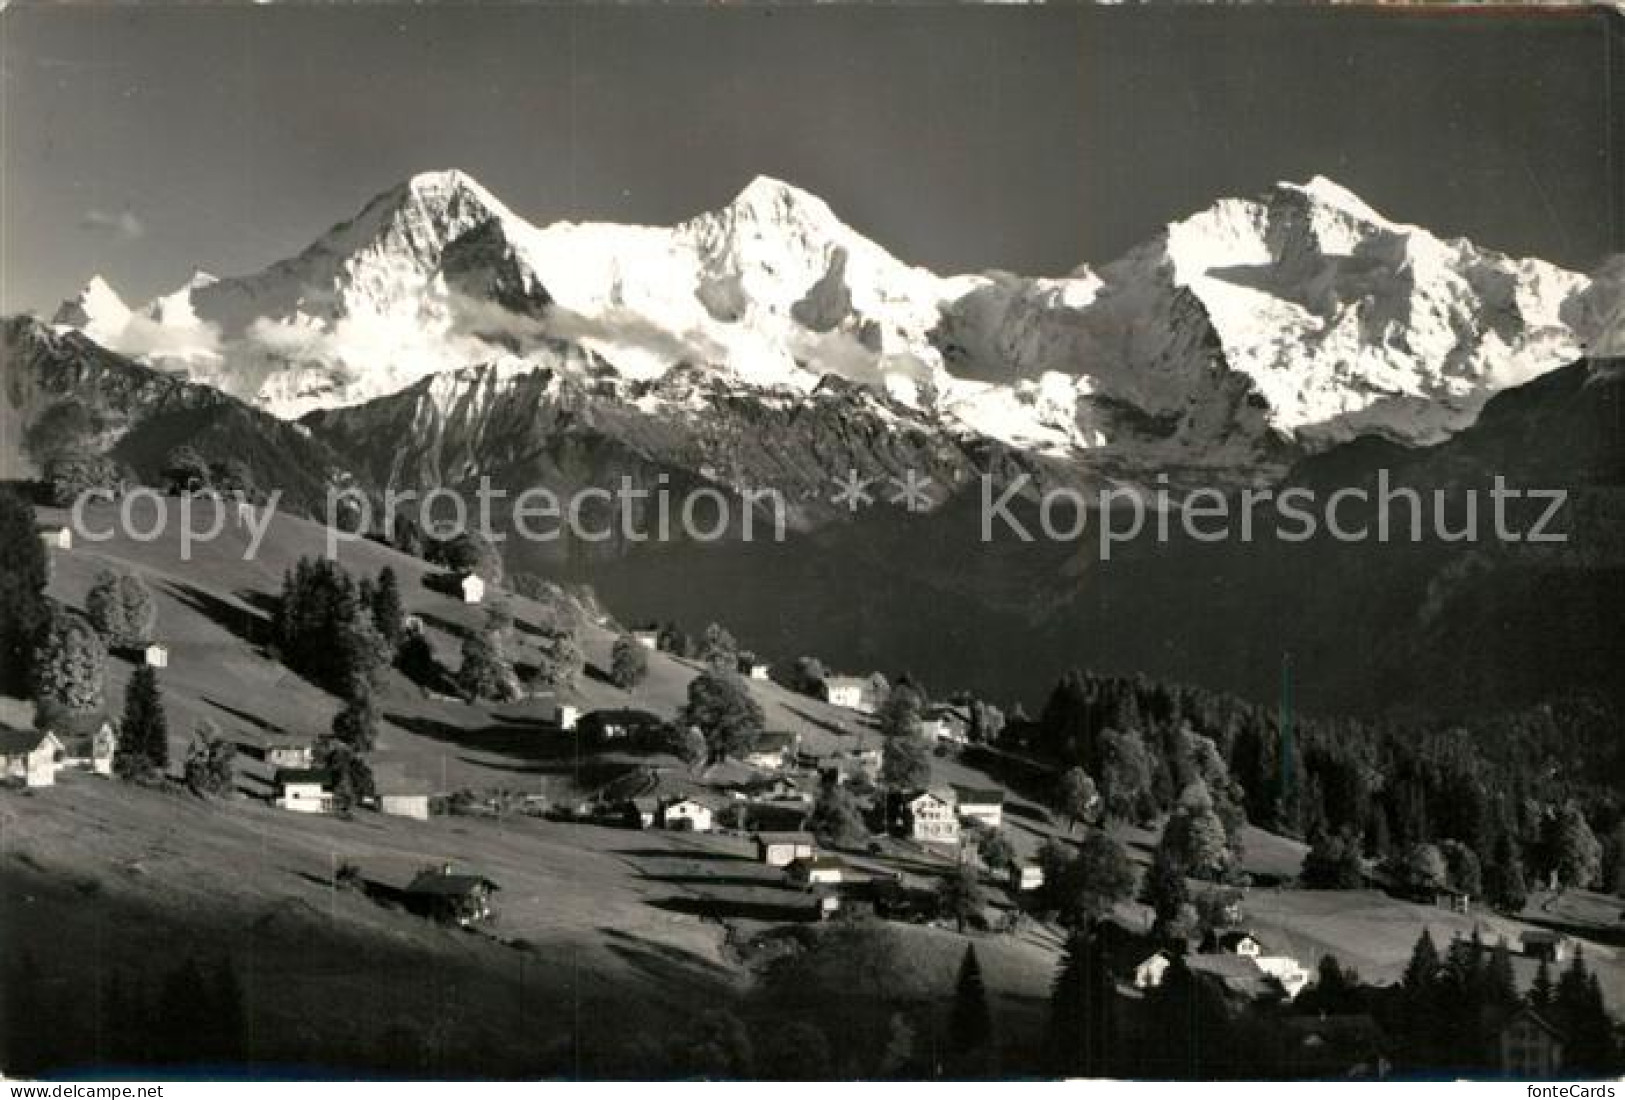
[1,316,353,513]
[51,170,1596,487]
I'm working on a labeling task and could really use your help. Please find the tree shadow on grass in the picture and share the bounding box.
[164,580,271,650]
[646,894,821,923]
[204,696,287,736]
[638,873,794,890]
[385,710,634,789]
[612,848,753,863]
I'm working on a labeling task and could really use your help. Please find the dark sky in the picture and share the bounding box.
[2,4,1620,313]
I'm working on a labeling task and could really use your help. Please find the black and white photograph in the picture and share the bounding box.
[1,0,1623,1085]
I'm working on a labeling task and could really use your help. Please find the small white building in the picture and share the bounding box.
[904,788,960,844]
[822,676,873,713]
[274,768,333,814]
[37,525,72,551]
[459,574,485,605]
[1,727,63,788]
[786,855,846,888]
[1010,862,1045,892]
[739,732,797,771]
[380,792,431,821]
[1215,931,1265,959]
[747,663,771,681]
[755,831,816,867]
[953,785,1005,829]
[660,797,714,833]
[1255,955,1311,1000]
[631,629,661,650]
[142,643,170,669]
[1134,951,1174,991]
[922,705,972,745]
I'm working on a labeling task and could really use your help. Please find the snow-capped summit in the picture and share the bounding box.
[50,169,1602,481]
[52,275,131,344]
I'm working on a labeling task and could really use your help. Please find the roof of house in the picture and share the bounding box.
[746,732,797,754]
[1519,929,1566,944]
[1186,954,1282,999]
[951,784,1005,806]
[1499,1004,1567,1041]
[0,725,51,755]
[908,786,958,808]
[661,796,714,811]
[405,868,499,896]
[755,831,816,846]
[1217,930,1264,951]
[0,698,34,729]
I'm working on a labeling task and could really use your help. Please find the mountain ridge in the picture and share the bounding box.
[49,169,1602,485]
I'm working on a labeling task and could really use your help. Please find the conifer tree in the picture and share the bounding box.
[117,665,168,778]
[948,945,993,1076]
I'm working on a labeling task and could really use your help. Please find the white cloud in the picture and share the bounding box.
[81,208,145,241]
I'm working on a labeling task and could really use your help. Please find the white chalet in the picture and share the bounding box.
[1,727,63,788]
[660,797,714,833]
[822,676,874,714]
[952,785,1005,829]
[904,788,960,844]
[274,768,333,814]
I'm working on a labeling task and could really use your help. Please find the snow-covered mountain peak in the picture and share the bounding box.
[47,168,1602,482]
[1274,175,1387,225]
[51,275,135,349]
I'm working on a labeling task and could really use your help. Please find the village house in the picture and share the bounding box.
[142,643,170,669]
[380,792,431,821]
[402,864,499,926]
[50,712,117,776]
[1186,953,1286,1004]
[1212,930,1265,958]
[903,788,961,844]
[1009,862,1045,892]
[631,629,661,650]
[922,704,972,745]
[786,854,847,888]
[952,784,1005,829]
[1254,954,1311,1000]
[747,663,771,681]
[739,731,798,771]
[0,726,64,788]
[274,768,334,814]
[1497,1004,1566,1077]
[578,708,663,745]
[755,831,816,867]
[1519,929,1570,963]
[37,524,72,551]
[1133,950,1174,991]
[660,797,714,832]
[233,734,315,770]
[822,676,874,714]
[458,573,485,605]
